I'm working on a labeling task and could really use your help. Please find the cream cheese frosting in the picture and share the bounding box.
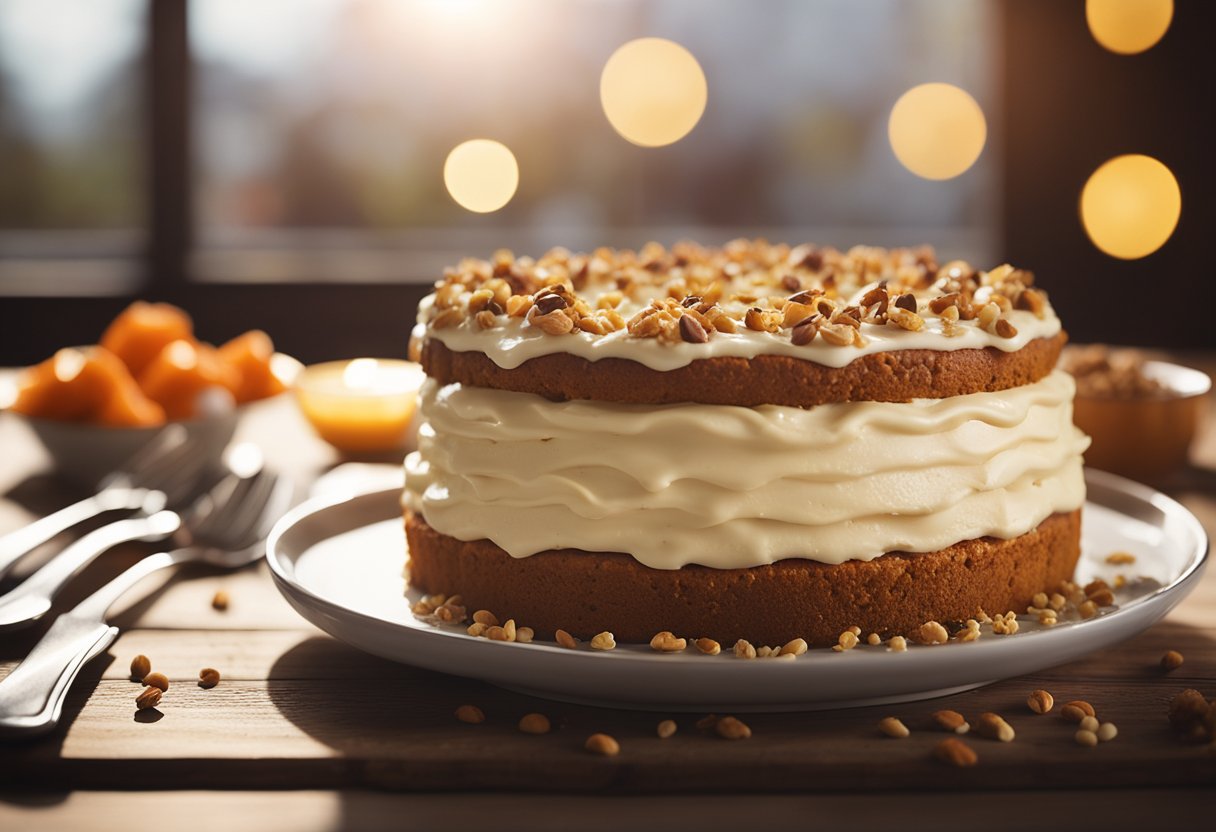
[403,370,1090,569]
[415,286,1063,372]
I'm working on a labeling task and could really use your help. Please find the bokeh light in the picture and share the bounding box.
[443,139,519,213]
[1080,154,1181,260]
[600,37,707,147]
[1086,0,1173,55]
[888,83,987,180]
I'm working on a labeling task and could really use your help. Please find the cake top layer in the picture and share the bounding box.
[417,239,1062,371]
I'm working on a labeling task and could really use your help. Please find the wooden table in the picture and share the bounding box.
[2,362,1215,831]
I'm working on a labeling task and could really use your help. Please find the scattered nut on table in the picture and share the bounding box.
[142,672,169,692]
[129,655,151,682]
[585,733,620,756]
[135,686,163,711]
[454,705,485,724]
[519,713,551,735]
[198,668,221,689]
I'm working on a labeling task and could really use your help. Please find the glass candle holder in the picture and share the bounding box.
[294,359,424,455]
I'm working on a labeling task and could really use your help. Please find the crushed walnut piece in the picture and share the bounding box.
[422,241,1047,349]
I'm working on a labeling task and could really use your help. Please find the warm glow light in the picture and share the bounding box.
[600,37,707,147]
[295,359,425,454]
[1086,0,1172,55]
[443,139,519,213]
[1080,154,1181,260]
[888,83,987,180]
[52,348,86,383]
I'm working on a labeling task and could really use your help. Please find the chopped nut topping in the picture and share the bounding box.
[519,713,551,735]
[466,622,488,637]
[833,631,860,652]
[1078,600,1099,619]
[1061,700,1096,723]
[715,716,752,740]
[211,590,230,611]
[932,710,970,734]
[975,712,1015,742]
[1075,729,1099,747]
[934,738,978,767]
[1161,650,1185,671]
[198,668,220,689]
[129,655,151,682]
[1027,690,1055,714]
[135,686,163,711]
[733,639,757,659]
[887,636,908,653]
[657,719,678,739]
[585,733,621,756]
[649,631,688,653]
[590,631,617,651]
[695,637,721,656]
[780,638,808,656]
[516,626,535,644]
[912,621,949,645]
[994,318,1018,339]
[531,309,574,336]
[878,717,910,738]
[142,672,169,692]
[555,629,579,650]
[991,612,1020,635]
[472,610,499,627]
[866,632,882,646]
[678,313,709,343]
[455,704,485,724]
[1105,551,1136,565]
[790,315,821,345]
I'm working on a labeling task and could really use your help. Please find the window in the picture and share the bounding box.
[0,0,145,295]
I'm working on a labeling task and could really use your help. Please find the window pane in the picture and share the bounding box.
[193,0,997,281]
[0,0,145,292]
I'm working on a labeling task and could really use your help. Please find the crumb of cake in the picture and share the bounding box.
[657,720,677,739]
[887,636,908,653]
[1027,690,1055,714]
[866,632,882,646]
[555,629,579,649]
[518,713,551,735]
[142,672,169,692]
[733,639,757,659]
[211,589,229,611]
[198,668,220,689]
[130,655,151,682]
[454,705,485,724]
[934,738,978,767]
[1106,551,1136,565]
[694,637,721,655]
[1097,722,1118,742]
[932,710,970,734]
[1063,345,1167,398]
[590,631,616,651]
[832,631,860,652]
[878,717,910,738]
[585,733,620,756]
[472,609,498,627]
[1075,729,1099,747]
[1061,701,1096,723]
[779,637,808,656]
[649,631,688,653]
[975,712,1015,742]
[715,716,752,740]
[135,686,162,711]
[912,621,949,645]
[1162,650,1185,671]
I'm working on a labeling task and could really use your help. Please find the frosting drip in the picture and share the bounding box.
[403,371,1090,569]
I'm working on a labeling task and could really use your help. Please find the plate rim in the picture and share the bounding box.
[263,468,1209,697]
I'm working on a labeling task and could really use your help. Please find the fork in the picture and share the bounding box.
[0,465,291,737]
[0,425,212,581]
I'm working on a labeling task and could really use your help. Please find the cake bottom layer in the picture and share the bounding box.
[405,509,1082,647]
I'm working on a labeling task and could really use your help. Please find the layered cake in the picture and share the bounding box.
[403,240,1090,646]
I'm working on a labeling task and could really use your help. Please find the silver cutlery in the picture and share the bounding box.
[0,425,211,581]
[0,461,290,737]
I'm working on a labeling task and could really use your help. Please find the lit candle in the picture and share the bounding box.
[294,359,425,454]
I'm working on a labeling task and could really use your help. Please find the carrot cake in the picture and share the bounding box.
[403,240,1090,646]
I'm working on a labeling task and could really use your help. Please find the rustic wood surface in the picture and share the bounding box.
[1,358,1215,828]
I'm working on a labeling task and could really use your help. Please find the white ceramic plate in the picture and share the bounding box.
[266,469,1208,712]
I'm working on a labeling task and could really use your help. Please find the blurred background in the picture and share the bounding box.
[0,0,1212,364]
